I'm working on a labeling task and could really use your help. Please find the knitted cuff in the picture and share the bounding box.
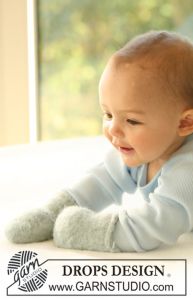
[53,205,120,252]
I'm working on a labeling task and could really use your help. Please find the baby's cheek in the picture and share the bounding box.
[135,137,160,160]
[130,135,152,156]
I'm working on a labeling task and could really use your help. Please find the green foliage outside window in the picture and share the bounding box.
[37,0,193,140]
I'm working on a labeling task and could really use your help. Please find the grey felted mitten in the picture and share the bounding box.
[5,191,76,243]
[53,205,120,252]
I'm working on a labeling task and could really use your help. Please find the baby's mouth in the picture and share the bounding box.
[118,146,134,154]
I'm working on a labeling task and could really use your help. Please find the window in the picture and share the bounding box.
[37,0,193,141]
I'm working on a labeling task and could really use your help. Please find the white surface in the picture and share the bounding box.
[0,136,193,299]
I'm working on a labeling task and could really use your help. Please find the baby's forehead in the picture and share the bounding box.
[107,57,162,86]
[101,59,184,109]
[109,43,183,90]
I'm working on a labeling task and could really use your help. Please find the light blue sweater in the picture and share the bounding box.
[67,134,193,252]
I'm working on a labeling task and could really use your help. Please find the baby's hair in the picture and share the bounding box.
[113,31,193,107]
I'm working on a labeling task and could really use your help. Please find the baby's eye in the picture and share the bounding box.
[103,112,112,120]
[127,119,141,126]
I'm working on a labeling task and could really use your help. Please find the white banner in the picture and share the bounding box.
[6,251,186,296]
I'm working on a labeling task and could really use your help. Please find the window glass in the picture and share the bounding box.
[37,0,193,140]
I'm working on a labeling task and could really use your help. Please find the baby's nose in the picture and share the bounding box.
[109,120,124,138]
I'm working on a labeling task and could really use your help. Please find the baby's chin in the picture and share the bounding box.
[120,155,144,168]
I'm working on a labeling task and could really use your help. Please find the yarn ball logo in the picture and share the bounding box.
[7,251,48,292]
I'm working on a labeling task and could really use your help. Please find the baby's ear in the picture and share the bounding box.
[178,109,193,136]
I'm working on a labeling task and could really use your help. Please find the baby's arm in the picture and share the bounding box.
[5,191,77,243]
[52,161,193,252]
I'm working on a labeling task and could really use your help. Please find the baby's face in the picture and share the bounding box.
[99,59,185,168]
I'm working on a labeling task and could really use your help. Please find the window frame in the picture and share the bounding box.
[27,0,39,143]
[0,0,39,146]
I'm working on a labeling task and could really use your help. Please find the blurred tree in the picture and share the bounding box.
[37,0,193,140]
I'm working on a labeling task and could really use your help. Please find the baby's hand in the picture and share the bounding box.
[53,206,119,252]
[5,209,55,243]
[5,191,76,244]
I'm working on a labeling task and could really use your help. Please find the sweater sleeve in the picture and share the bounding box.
[113,158,193,252]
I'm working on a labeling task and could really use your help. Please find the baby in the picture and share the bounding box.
[5,30,193,252]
